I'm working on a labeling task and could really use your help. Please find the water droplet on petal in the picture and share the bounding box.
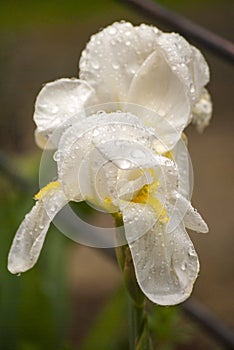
[108,26,117,35]
[91,60,100,70]
[53,151,61,162]
[112,62,120,70]
[131,149,145,159]
[50,106,58,114]
[93,129,100,136]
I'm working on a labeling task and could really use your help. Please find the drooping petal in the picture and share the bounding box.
[8,183,67,274]
[122,203,200,305]
[34,78,96,148]
[79,22,161,103]
[192,88,212,133]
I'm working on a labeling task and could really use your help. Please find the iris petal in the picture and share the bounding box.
[8,185,67,274]
[34,78,96,148]
[79,22,160,103]
[122,204,200,305]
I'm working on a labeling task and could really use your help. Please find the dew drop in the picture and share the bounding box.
[130,149,145,159]
[50,206,56,214]
[91,60,100,70]
[93,129,100,137]
[115,159,133,170]
[112,62,120,70]
[188,247,196,257]
[108,26,117,35]
[51,106,58,114]
[181,262,187,271]
[53,151,61,162]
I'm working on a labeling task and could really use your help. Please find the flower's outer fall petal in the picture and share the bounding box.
[34,78,96,148]
[122,203,200,305]
[192,88,212,133]
[8,184,67,274]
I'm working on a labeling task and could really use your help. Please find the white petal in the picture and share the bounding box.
[122,204,200,305]
[79,22,210,147]
[127,50,191,147]
[167,193,208,234]
[57,111,152,203]
[126,32,210,144]
[117,171,153,201]
[34,78,96,148]
[96,139,160,170]
[191,47,210,99]
[192,88,212,132]
[172,139,192,199]
[79,22,161,103]
[153,33,209,105]
[8,185,67,274]
[183,202,208,233]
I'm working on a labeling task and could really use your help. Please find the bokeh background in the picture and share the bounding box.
[0,0,233,349]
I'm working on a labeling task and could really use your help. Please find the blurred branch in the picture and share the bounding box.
[183,299,234,349]
[119,0,234,64]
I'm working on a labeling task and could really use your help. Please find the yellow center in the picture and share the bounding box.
[34,180,60,200]
[132,183,169,224]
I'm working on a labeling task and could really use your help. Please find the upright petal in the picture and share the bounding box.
[127,49,190,147]
[122,204,200,305]
[8,183,67,274]
[79,22,161,103]
[79,22,211,145]
[34,78,96,148]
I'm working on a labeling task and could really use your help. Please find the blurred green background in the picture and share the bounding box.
[0,0,233,349]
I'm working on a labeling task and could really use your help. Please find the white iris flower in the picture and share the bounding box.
[8,22,211,305]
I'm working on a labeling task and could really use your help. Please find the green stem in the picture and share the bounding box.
[129,297,145,350]
[129,298,135,350]
[114,217,153,349]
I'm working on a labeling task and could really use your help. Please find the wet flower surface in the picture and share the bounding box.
[8,21,212,305]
